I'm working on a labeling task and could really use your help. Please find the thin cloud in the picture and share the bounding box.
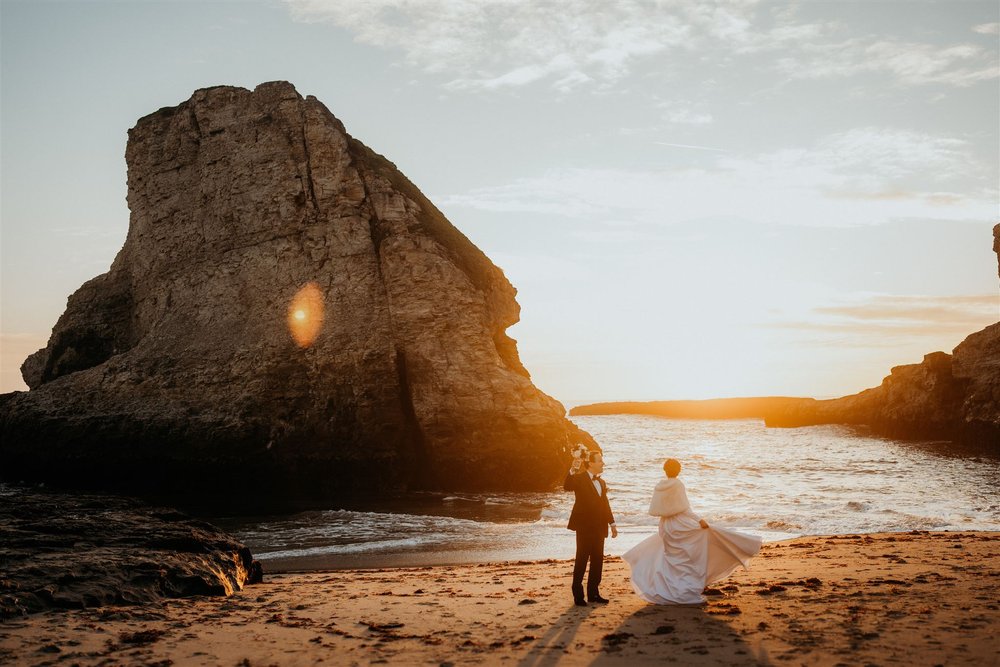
[777,38,998,87]
[655,142,727,152]
[815,295,999,325]
[822,189,973,207]
[656,101,715,125]
[286,0,692,90]
[662,111,714,125]
[767,294,1000,346]
[973,22,1000,35]
[285,1,998,91]
[445,54,584,91]
[437,128,996,227]
[765,321,986,348]
[816,128,970,178]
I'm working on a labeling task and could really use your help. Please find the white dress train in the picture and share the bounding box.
[622,478,761,605]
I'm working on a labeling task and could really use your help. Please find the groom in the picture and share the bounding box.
[564,449,617,606]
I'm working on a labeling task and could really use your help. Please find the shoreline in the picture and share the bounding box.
[248,528,977,574]
[3,531,997,665]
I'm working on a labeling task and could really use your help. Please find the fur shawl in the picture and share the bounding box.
[647,478,691,517]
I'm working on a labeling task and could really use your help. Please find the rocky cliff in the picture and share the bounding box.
[0,82,593,508]
[765,223,1000,449]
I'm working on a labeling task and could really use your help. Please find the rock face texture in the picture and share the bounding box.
[1,82,592,508]
[0,487,259,618]
[765,223,1000,450]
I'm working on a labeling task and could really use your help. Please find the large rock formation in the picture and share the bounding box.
[764,223,1000,449]
[0,82,593,508]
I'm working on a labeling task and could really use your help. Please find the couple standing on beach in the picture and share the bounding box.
[564,449,761,606]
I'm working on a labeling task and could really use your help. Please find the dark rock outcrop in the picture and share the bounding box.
[0,487,258,618]
[0,82,593,509]
[994,223,1000,280]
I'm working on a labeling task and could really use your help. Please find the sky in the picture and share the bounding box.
[1,0,998,404]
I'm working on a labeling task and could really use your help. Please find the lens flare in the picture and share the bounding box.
[287,282,324,348]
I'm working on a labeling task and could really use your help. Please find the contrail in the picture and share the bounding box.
[654,142,727,152]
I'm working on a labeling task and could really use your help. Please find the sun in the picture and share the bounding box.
[294,310,306,321]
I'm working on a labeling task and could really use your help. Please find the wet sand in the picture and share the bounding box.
[1,532,998,666]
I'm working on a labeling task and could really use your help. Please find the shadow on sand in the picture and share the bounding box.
[517,600,772,666]
[588,604,772,666]
[516,603,597,667]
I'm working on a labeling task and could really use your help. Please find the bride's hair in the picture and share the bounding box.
[663,458,681,478]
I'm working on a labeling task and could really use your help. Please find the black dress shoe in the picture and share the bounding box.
[589,595,610,604]
[574,598,588,607]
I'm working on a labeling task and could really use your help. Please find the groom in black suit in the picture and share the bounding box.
[564,449,617,606]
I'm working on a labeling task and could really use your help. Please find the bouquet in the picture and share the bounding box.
[571,444,589,469]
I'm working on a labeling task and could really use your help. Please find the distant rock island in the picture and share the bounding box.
[0,82,593,508]
[571,397,821,420]
[573,225,1000,452]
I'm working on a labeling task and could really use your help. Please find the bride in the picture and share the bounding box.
[623,458,761,605]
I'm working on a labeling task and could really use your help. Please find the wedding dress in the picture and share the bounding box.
[622,477,761,605]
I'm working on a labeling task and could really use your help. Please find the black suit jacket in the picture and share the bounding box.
[564,471,616,536]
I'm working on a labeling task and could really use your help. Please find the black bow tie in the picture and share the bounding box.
[593,475,602,481]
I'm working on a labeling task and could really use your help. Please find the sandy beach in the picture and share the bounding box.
[2,531,998,666]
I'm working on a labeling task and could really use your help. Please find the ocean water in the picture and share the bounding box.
[214,416,1000,571]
